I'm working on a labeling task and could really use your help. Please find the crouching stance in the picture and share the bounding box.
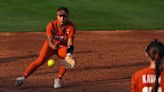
[15,7,76,89]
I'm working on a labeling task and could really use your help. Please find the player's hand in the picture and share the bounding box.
[49,42,57,50]
[61,53,76,69]
[47,36,58,50]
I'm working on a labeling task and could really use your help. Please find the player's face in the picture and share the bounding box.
[57,10,68,26]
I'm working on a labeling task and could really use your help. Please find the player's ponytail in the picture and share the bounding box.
[154,60,161,92]
[145,39,164,92]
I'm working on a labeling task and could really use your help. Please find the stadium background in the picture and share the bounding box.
[0,0,164,32]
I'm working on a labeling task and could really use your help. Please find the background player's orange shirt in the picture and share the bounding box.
[131,67,164,92]
[46,20,75,46]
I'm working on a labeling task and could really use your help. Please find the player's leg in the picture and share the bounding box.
[56,45,74,78]
[23,40,55,78]
[54,46,74,88]
[54,65,67,89]
[15,40,54,87]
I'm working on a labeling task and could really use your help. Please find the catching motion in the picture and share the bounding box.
[15,6,76,89]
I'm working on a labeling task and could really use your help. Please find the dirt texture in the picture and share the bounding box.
[0,30,164,92]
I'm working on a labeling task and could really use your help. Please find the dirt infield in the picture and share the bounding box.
[0,30,164,92]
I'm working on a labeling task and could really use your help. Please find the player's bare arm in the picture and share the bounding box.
[67,38,73,48]
[47,36,56,50]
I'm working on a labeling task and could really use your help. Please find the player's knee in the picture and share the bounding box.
[58,46,67,59]
[57,46,74,59]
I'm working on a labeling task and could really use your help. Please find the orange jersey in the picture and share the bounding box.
[131,67,164,92]
[46,20,76,46]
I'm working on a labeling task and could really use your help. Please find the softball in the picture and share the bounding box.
[47,59,55,67]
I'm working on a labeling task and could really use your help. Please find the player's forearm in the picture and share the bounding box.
[67,38,73,47]
[47,36,56,49]
[67,38,74,54]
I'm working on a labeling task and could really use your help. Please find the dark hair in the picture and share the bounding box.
[145,39,164,92]
[57,7,69,14]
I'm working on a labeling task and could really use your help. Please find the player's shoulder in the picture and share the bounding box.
[47,20,57,25]
[133,67,151,78]
[46,20,57,28]
[50,20,58,25]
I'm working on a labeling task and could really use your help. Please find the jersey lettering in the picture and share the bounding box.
[142,74,161,83]
[142,74,162,92]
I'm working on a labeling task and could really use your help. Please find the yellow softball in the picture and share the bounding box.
[47,59,55,67]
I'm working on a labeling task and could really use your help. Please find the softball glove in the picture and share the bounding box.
[61,53,76,69]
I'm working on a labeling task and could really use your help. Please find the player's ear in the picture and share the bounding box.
[145,53,152,61]
[145,53,148,58]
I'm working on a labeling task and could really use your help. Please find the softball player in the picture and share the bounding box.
[15,7,76,89]
[131,39,164,92]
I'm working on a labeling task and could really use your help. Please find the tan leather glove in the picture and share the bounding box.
[61,53,76,69]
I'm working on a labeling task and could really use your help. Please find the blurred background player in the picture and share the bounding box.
[131,39,164,92]
[15,7,76,89]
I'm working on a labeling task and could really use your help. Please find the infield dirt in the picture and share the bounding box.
[0,30,164,92]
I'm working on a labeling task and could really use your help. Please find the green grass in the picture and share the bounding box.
[0,0,164,32]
